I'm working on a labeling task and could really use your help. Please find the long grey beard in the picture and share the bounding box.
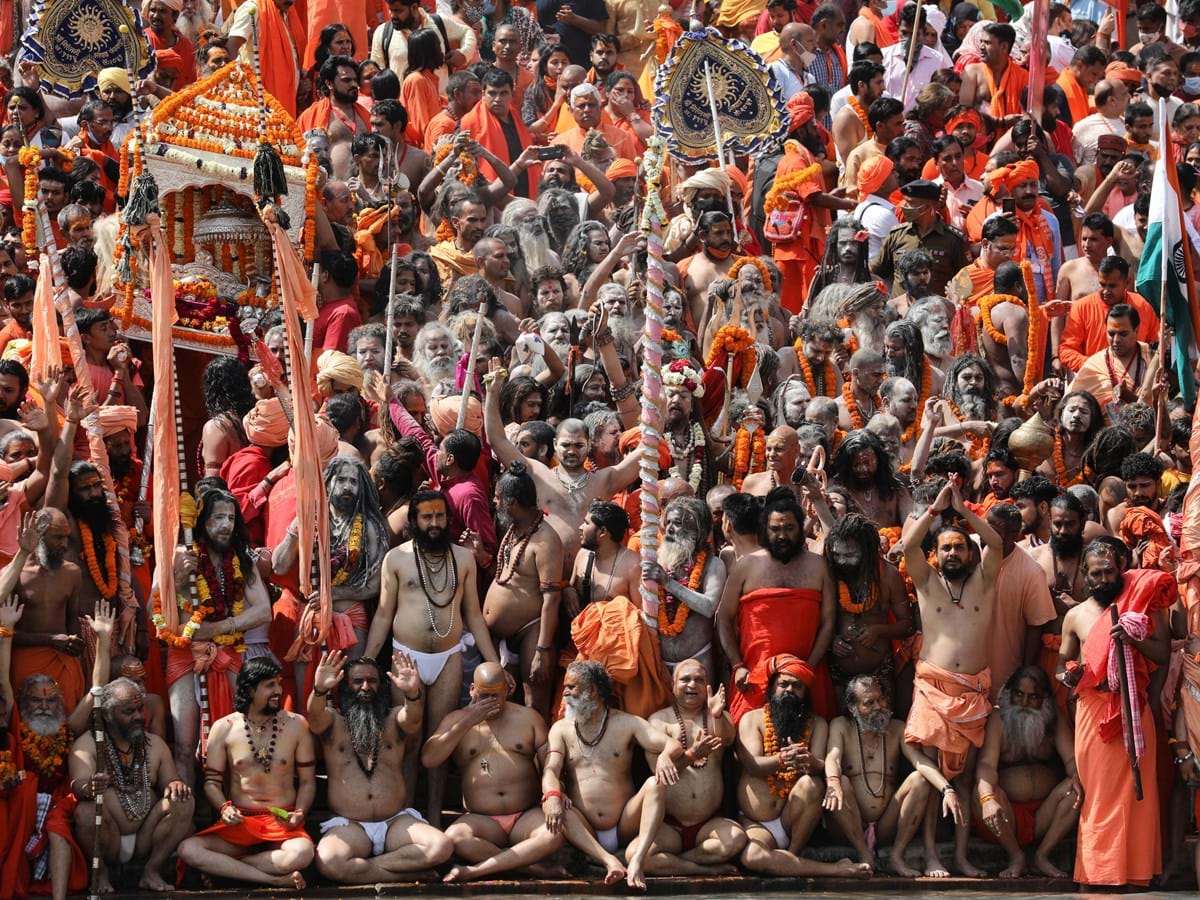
[955,392,988,421]
[517,225,556,271]
[850,707,890,735]
[23,709,63,737]
[657,533,697,576]
[345,694,389,762]
[998,702,1054,759]
[852,317,887,354]
[418,355,456,387]
[37,543,64,570]
[925,332,952,358]
[564,694,599,722]
[176,10,208,43]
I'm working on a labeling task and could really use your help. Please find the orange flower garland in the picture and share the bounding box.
[657,549,707,637]
[837,578,877,615]
[732,425,766,490]
[19,146,40,259]
[977,262,1042,406]
[879,526,902,550]
[795,345,837,398]
[705,325,755,389]
[847,95,874,138]
[944,398,989,460]
[0,750,20,790]
[78,522,118,600]
[1053,433,1087,487]
[20,723,69,783]
[763,705,808,798]
[838,317,860,354]
[727,256,774,293]
[900,359,933,445]
[842,381,880,430]
[977,294,1023,345]
[763,156,822,216]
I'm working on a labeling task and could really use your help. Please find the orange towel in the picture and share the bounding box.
[1055,68,1092,124]
[400,71,444,146]
[10,646,84,713]
[1074,684,1161,885]
[983,61,1029,120]
[728,586,835,723]
[1119,507,1177,573]
[296,97,371,137]
[570,596,673,719]
[258,0,307,117]
[903,659,991,778]
[192,810,312,846]
[166,643,243,755]
[856,7,896,48]
[457,101,541,199]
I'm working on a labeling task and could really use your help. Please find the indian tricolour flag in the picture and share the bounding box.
[1135,98,1200,404]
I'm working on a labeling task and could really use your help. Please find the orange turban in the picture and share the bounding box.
[726,165,749,197]
[1105,62,1142,86]
[243,398,290,448]
[857,155,894,199]
[987,160,1039,194]
[289,415,340,469]
[315,350,364,397]
[748,653,815,694]
[430,394,483,438]
[787,92,814,130]
[96,405,138,438]
[946,109,982,133]
[606,159,638,180]
[155,48,184,76]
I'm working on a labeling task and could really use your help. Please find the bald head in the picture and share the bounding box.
[780,22,806,46]
[560,65,586,89]
[659,477,694,508]
[474,661,507,689]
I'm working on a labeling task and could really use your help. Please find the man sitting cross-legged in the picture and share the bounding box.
[974,666,1082,878]
[178,658,315,889]
[424,661,566,883]
[821,674,934,877]
[309,650,454,884]
[735,654,873,879]
[641,659,747,874]
[542,660,707,889]
[70,677,194,893]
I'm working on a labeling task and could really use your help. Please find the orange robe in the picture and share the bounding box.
[1055,67,1092,124]
[951,260,995,306]
[10,647,83,712]
[457,102,541,199]
[728,587,836,723]
[1073,568,1171,886]
[770,144,828,315]
[424,110,458,152]
[903,659,991,778]
[303,0,368,69]
[296,97,371,138]
[853,8,896,48]
[921,147,988,181]
[146,29,197,88]
[258,0,307,116]
[400,71,444,147]
[1058,291,1159,372]
[552,122,637,161]
[165,644,243,756]
[570,596,673,718]
[982,61,1029,119]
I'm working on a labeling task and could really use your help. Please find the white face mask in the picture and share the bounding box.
[1187,76,1200,94]
[1138,30,1161,45]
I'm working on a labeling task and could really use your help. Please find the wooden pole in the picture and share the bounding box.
[899,3,923,108]
[86,688,105,900]
[457,301,488,430]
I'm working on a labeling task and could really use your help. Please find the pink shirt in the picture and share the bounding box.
[987,546,1056,699]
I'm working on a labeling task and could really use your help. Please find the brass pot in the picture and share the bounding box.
[1008,411,1055,471]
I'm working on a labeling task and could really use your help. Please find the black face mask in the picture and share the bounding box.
[1151,81,1174,99]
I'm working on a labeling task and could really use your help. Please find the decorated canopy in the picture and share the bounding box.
[20,0,154,99]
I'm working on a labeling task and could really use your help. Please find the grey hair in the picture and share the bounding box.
[566,660,613,704]
[844,674,888,708]
[0,429,35,455]
[907,296,953,329]
[414,321,461,357]
[100,676,145,712]
[664,495,711,546]
[56,203,91,231]
[583,407,620,438]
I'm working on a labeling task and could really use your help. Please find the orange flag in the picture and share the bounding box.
[148,220,181,631]
[266,218,331,656]
[30,254,62,382]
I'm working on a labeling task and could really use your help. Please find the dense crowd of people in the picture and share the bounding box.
[0,0,1199,895]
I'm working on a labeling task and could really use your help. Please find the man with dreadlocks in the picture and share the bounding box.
[823,515,913,698]
[830,430,912,528]
[271,457,388,698]
[834,282,890,355]
[884,319,944,399]
[198,357,256,478]
[777,319,844,399]
[483,462,563,719]
[889,249,936,317]
[69,677,194,893]
[165,489,272,788]
[938,354,1000,459]
[643,497,727,680]
[309,650,454,883]
[978,262,1038,401]
[807,218,872,303]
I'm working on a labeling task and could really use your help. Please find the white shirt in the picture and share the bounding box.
[882,42,943,108]
[1071,113,1126,166]
[830,84,852,121]
[934,174,984,230]
[853,194,899,261]
[369,10,477,94]
[1048,35,1074,74]
[769,58,813,101]
[1112,203,1137,232]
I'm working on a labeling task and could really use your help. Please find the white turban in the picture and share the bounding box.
[679,168,731,200]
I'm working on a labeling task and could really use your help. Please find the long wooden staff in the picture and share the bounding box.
[899,3,923,107]
[457,301,487,429]
[87,686,105,900]
[1109,604,1144,800]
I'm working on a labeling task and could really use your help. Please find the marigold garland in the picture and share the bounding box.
[847,95,874,138]
[763,159,822,216]
[732,425,766,490]
[657,550,707,637]
[705,325,755,389]
[837,578,876,615]
[976,262,1042,406]
[19,146,40,261]
[795,344,837,398]
[727,256,774,293]
[838,317,860,354]
[842,381,880,430]
[78,522,118,600]
[0,750,20,790]
[879,526,902,550]
[433,143,479,185]
[900,359,933,445]
[944,398,989,460]
[20,723,69,785]
[331,515,363,587]
[1053,433,1088,487]
[763,705,808,798]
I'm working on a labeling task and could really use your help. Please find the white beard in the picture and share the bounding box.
[564,694,599,721]
[24,709,64,737]
[418,354,456,387]
[657,533,697,576]
[852,316,887,354]
[956,392,988,421]
[998,702,1055,760]
[925,332,952,358]
[176,3,211,43]
[518,224,556,272]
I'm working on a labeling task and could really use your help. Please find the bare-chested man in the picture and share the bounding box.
[364,488,501,825]
[1054,216,1113,366]
[542,661,698,889]
[483,361,641,571]
[179,659,315,889]
[682,211,738,329]
[830,430,913,528]
[565,501,641,620]
[70,677,194,893]
[309,650,453,883]
[823,675,937,876]
[1034,390,1102,490]
[0,509,83,711]
[300,57,369,179]
[902,477,1002,877]
[823,515,914,697]
[975,666,1081,878]
[742,426,800,496]
[978,262,1032,400]
[719,487,835,724]
[736,654,872,877]
[643,497,727,678]
[484,462,563,717]
[837,349,885,431]
[643,660,747,874]
[425,661,563,882]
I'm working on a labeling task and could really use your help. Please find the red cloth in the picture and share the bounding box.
[192,810,311,846]
[220,444,273,545]
[10,648,83,713]
[22,787,86,897]
[972,799,1039,847]
[457,102,541,199]
[313,297,362,354]
[145,29,197,87]
[165,644,243,756]
[1078,568,1176,746]
[728,587,835,723]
